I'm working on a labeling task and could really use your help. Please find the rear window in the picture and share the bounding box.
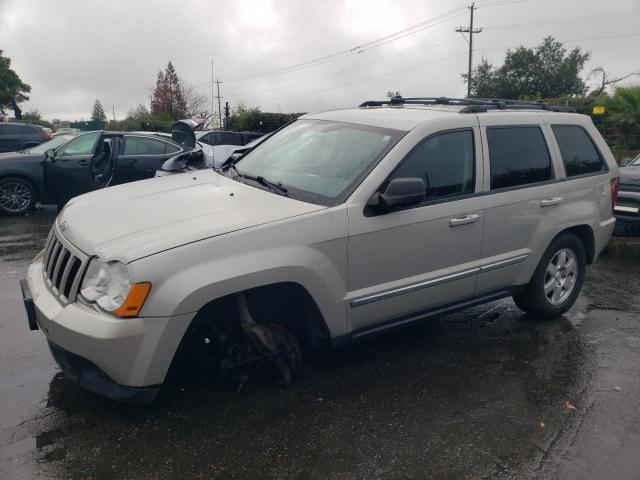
[124,136,169,155]
[487,126,552,190]
[552,125,606,177]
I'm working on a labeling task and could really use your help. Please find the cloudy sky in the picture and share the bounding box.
[1,0,639,121]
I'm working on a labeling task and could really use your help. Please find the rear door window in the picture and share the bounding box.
[123,137,169,155]
[552,125,606,177]
[487,126,552,190]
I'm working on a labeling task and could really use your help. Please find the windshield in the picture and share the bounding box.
[26,134,76,154]
[234,120,403,205]
[631,154,640,166]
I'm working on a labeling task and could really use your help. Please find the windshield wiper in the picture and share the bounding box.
[244,174,288,196]
[223,164,288,196]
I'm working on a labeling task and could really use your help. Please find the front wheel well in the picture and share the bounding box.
[186,282,331,349]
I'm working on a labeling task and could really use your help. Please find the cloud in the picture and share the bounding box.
[1,0,638,120]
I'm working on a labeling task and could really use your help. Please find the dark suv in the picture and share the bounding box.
[0,122,48,153]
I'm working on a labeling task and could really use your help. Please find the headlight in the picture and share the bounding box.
[80,259,151,317]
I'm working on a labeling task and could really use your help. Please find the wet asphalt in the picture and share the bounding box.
[1,208,639,480]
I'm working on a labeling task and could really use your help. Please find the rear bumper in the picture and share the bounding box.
[24,254,194,398]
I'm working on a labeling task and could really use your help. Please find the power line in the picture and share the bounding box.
[217,5,468,83]
[225,31,460,98]
[230,31,639,106]
[224,12,639,100]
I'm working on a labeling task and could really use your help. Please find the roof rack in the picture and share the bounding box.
[358,96,576,113]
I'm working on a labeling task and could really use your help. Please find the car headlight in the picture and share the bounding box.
[80,259,151,317]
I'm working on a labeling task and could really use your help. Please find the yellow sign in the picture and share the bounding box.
[592,105,605,115]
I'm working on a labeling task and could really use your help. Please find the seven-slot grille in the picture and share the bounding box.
[42,226,88,304]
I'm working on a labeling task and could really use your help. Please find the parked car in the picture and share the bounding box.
[41,121,206,208]
[53,128,81,137]
[615,152,640,233]
[0,134,78,215]
[196,130,263,147]
[22,97,618,402]
[0,122,48,153]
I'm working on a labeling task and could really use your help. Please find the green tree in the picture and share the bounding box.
[21,109,53,129]
[0,50,31,119]
[465,37,590,99]
[226,104,304,133]
[603,84,640,152]
[91,99,107,121]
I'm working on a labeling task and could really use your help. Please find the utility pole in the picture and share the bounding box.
[215,78,223,130]
[455,3,483,97]
[112,105,116,122]
[211,60,219,130]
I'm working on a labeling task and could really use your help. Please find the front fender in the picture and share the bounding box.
[128,208,349,338]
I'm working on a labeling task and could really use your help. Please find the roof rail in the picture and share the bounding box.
[358,97,576,113]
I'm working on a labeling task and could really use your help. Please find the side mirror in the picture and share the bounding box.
[369,177,426,213]
[45,149,56,161]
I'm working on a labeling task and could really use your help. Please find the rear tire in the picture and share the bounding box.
[0,176,37,216]
[513,233,586,319]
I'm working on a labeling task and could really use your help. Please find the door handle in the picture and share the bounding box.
[78,160,89,166]
[540,196,562,208]
[449,213,480,227]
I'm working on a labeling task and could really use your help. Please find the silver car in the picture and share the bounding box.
[22,97,619,402]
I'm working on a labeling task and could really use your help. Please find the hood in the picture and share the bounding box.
[58,170,325,262]
[0,150,41,163]
[619,166,640,186]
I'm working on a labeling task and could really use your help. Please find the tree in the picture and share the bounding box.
[464,37,590,99]
[21,109,53,129]
[150,62,187,119]
[180,80,214,126]
[226,104,304,133]
[91,99,107,121]
[604,84,640,150]
[588,67,639,97]
[0,50,31,119]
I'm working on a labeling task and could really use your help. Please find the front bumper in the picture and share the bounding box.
[24,253,194,400]
[48,341,159,403]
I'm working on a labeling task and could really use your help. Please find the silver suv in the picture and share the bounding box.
[21,98,619,402]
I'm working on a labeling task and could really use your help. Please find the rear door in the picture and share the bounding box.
[43,131,104,204]
[475,115,563,294]
[113,136,181,184]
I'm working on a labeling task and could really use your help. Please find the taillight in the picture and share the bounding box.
[45,132,53,140]
[610,177,620,212]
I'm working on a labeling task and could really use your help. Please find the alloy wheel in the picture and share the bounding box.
[544,248,578,305]
[0,180,32,213]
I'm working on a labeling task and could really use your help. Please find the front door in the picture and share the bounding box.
[347,127,485,335]
[43,131,112,205]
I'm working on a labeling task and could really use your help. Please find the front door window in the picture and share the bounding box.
[56,132,100,157]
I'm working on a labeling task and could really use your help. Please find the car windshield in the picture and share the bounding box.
[631,154,640,166]
[25,134,76,154]
[233,120,403,205]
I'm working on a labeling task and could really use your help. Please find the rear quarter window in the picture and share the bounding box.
[487,126,552,190]
[552,125,606,177]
